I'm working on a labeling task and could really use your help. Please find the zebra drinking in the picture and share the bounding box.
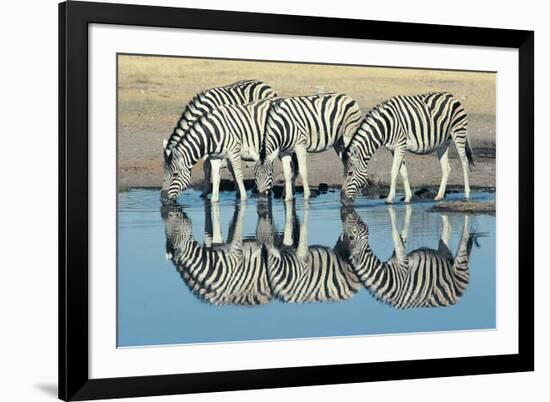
[255,93,363,201]
[340,205,477,309]
[162,202,272,306]
[160,99,272,203]
[341,92,473,205]
[162,80,277,199]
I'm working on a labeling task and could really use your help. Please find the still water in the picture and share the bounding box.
[118,189,496,347]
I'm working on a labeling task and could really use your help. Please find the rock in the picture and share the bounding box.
[318,183,329,192]
[219,180,235,192]
[428,200,495,214]
[379,194,387,199]
[415,188,436,199]
[243,179,255,190]
[272,186,284,199]
[308,189,320,198]
[295,186,304,193]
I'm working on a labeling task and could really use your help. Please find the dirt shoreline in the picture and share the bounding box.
[118,146,496,190]
[117,55,496,191]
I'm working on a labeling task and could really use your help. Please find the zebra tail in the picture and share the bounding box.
[465,138,475,169]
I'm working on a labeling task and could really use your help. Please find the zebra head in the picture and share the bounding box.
[161,206,193,261]
[160,150,192,204]
[255,201,275,248]
[254,160,274,198]
[341,145,370,205]
[339,207,369,262]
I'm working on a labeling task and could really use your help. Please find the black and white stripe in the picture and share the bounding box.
[162,80,276,197]
[255,93,363,201]
[163,80,277,154]
[341,92,473,204]
[263,203,361,303]
[340,207,473,309]
[162,205,271,306]
[161,99,272,203]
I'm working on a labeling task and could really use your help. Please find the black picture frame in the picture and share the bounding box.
[59,1,534,400]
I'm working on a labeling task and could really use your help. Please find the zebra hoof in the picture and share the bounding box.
[385,199,394,204]
[403,198,412,204]
[434,196,445,201]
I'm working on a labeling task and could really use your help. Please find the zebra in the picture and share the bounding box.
[340,205,477,309]
[160,98,272,203]
[162,80,277,197]
[162,202,272,306]
[254,93,363,201]
[262,201,361,303]
[341,92,474,205]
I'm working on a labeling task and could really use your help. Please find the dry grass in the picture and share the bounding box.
[117,54,496,188]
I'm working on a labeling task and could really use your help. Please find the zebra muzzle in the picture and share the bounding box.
[340,192,354,206]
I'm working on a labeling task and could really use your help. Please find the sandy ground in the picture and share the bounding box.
[117,55,496,190]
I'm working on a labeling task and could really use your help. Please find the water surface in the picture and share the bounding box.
[118,189,496,347]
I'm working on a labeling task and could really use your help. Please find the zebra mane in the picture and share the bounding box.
[259,97,284,162]
[343,96,402,160]
[164,79,269,155]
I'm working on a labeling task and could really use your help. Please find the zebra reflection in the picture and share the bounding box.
[162,201,360,305]
[340,206,476,309]
[263,202,361,303]
[162,202,271,306]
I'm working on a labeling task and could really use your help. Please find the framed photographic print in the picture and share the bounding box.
[59,1,534,400]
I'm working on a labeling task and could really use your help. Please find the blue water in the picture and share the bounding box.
[117,189,496,347]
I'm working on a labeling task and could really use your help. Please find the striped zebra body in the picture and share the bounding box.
[178,241,271,306]
[267,245,360,303]
[340,207,472,309]
[341,92,473,204]
[161,99,272,203]
[162,80,276,198]
[263,202,360,303]
[164,80,277,154]
[255,93,363,201]
[162,206,272,306]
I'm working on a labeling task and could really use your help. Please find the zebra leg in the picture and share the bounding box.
[399,161,413,203]
[441,214,451,248]
[457,147,471,200]
[452,133,471,200]
[450,215,471,297]
[295,145,311,200]
[386,149,406,204]
[297,205,309,261]
[455,215,471,259]
[201,158,212,198]
[388,206,407,262]
[282,200,295,246]
[204,200,213,247]
[209,159,222,203]
[227,202,246,249]
[281,155,294,201]
[211,202,223,244]
[228,153,247,201]
[435,145,451,201]
[401,204,412,244]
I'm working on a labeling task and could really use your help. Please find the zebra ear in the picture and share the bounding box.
[162,138,168,149]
